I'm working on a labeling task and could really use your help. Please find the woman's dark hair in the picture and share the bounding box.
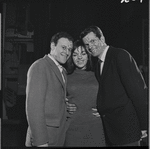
[64,39,95,74]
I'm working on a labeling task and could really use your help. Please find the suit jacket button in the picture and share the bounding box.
[102,115,105,117]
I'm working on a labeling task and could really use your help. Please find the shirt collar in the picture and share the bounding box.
[99,46,109,62]
[48,54,66,73]
[48,54,60,67]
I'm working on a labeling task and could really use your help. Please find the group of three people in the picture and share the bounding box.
[25,26,148,147]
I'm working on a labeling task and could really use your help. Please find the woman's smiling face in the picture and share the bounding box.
[72,46,88,70]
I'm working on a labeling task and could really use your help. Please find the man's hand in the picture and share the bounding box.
[65,98,77,114]
[141,130,147,139]
[92,108,100,118]
[38,143,48,147]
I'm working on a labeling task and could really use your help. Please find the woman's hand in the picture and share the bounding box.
[65,98,77,114]
[92,108,100,118]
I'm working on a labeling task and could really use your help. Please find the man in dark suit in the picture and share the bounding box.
[80,26,148,146]
[25,32,73,147]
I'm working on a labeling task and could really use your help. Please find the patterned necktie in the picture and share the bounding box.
[58,65,66,83]
[62,68,66,83]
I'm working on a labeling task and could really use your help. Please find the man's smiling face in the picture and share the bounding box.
[82,32,104,58]
[51,37,73,64]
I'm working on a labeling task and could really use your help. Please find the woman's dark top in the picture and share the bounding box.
[65,69,106,147]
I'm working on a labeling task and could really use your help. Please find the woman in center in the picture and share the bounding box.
[64,40,106,147]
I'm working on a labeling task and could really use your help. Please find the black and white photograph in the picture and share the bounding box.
[1,0,149,147]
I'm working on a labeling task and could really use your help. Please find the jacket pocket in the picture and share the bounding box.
[46,119,60,127]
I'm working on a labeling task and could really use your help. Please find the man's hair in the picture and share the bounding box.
[50,32,74,45]
[64,39,95,74]
[80,26,104,39]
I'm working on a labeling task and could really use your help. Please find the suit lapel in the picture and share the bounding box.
[44,55,66,91]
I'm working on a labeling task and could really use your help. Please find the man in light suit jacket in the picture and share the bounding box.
[80,26,148,146]
[25,32,73,147]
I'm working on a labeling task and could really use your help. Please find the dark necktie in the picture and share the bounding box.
[96,59,102,81]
